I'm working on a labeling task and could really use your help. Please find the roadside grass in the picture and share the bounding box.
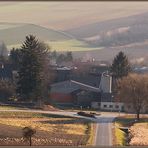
[86,123,96,145]
[114,114,148,146]
[114,122,126,146]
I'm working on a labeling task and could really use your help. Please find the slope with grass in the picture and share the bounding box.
[0,23,99,52]
[0,23,72,45]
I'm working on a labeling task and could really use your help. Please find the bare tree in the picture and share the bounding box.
[116,74,148,120]
[22,127,36,146]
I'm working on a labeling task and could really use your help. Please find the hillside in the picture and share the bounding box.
[65,12,148,63]
[65,12,148,47]
[0,23,73,45]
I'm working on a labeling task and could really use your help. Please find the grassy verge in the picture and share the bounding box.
[86,123,96,145]
[114,122,126,146]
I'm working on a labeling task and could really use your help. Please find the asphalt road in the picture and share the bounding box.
[94,114,118,146]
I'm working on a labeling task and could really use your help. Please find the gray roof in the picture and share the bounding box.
[50,80,100,94]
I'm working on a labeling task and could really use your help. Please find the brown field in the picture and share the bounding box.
[0,111,94,146]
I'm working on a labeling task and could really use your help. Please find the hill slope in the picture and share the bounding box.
[0,23,73,45]
[65,12,148,47]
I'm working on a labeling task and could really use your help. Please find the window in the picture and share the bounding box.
[104,105,107,108]
[109,105,113,108]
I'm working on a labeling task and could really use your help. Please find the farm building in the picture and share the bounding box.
[50,71,113,108]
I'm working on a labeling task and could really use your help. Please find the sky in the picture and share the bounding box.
[0,2,148,30]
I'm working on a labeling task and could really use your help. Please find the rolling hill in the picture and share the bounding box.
[65,12,148,63]
[0,23,73,45]
[0,23,98,52]
[65,12,148,46]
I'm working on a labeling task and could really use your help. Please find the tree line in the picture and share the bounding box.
[110,51,148,120]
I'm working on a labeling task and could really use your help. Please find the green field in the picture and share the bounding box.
[7,39,100,52]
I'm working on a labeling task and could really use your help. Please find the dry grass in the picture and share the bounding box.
[129,123,148,146]
[0,118,86,135]
[114,123,126,146]
[0,111,93,146]
[114,114,148,146]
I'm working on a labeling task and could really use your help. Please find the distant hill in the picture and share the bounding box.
[0,23,73,46]
[65,12,148,63]
[65,12,148,47]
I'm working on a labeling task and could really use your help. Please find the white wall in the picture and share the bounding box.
[91,101,124,111]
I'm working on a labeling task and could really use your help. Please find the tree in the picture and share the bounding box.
[17,35,39,101]
[116,74,148,120]
[66,51,73,62]
[22,127,36,146]
[56,53,66,64]
[33,42,51,105]
[17,35,51,104]
[110,51,131,79]
[0,80,15,102]
[9,48,22,70]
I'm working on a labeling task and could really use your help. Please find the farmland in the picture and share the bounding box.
[0,111,94,146]
[7,39,99,52]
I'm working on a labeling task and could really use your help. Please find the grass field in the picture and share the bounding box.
[0,111,94,146]
[7,39,100,52]
[114,115,148,146]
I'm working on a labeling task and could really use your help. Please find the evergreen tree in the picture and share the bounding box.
[66,51,73,61]
[110,51,131,79]
[17,35,39,101]
[17,35,50,104]
[9,48,22,70]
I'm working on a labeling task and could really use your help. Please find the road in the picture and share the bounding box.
[0,109,118,146]
[94,114,117,146]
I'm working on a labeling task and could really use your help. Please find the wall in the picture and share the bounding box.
[50,93,74,104]
[91,101,124,111]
